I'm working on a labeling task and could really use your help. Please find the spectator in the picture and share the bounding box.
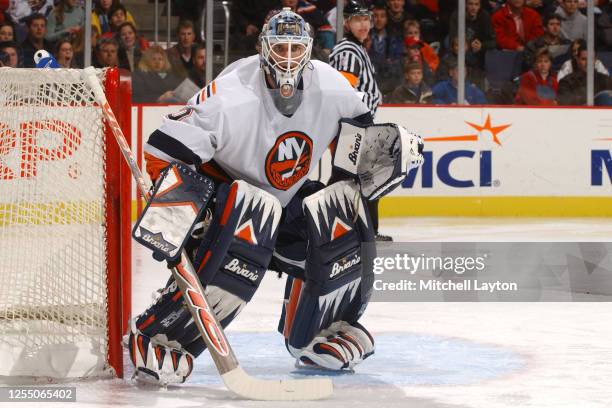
[436,35,486,88]
[595,90,612,106]
[117,21,148,72]
[449,0,496,69]
[54,38,75,67]
[20,13,52,67]
[73,24,99,67]
[9,0,53,25]
[597,2,612,51]
[230,0,276,51]
[555,0,587,41]
[92,0,135,35]
[370,4,402,64]
[166,19,198,79]
[524,14,570,69]
[515,48,558,104]
[45,0,84,43]
[404,0,440,44]
[403,20,439,72]
[404,36,435,84]
[386,0,412,36]
[432,59,487,104]
[94,36,120,67]
[313,0,337,30]
[0,40,18,67]
[0,0,8,24]
[267,1,335,56]
[188,43,206,88]
[558,44,612,104]
[369,4,404,94]
[492,0,544,51]
[106,4,129,35]
[132,45,183,103]
[557,38,609,80]
[387,62,434,103]
[0,21,14,41]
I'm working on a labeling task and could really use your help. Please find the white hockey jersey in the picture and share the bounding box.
[144,55,369,207]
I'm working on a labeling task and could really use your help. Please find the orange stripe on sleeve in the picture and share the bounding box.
[339,71,358,88]
[144,152,170,182]
[212,81,216,95]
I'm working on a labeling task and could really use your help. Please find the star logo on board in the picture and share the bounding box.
[424,114,512,146]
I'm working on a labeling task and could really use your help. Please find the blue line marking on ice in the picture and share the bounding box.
[179,332,525,387]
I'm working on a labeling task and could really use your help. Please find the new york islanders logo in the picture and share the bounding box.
[265,131,313,190]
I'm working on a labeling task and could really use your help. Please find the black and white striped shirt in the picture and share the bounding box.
[329,36,382,116]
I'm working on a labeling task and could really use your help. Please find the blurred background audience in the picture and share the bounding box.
[0,0,609,105]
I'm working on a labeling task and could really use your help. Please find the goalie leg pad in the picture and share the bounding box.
[133,180,282,358]
[278,180,376,352]
[192,180,282,303]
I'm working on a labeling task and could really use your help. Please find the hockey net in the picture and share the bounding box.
[0,67,131,379]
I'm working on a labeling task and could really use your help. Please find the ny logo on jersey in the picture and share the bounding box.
[265,131,313,190]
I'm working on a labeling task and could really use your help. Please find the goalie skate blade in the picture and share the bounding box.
[294,360,355,375]
[221,366,333,401]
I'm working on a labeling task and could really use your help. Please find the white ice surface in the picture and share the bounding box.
[2,218,611,408]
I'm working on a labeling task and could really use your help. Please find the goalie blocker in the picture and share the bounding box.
[133,163,214,261]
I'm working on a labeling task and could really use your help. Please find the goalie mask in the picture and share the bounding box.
[260,8,313,112]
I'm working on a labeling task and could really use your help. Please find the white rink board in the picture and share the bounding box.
[133,105,612,200]
[376,106,612,196]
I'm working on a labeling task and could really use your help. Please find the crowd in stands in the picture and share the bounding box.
[1,0,611,105]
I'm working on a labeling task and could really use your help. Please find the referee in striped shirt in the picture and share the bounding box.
[329,0,390,241]
[329,0,382,115]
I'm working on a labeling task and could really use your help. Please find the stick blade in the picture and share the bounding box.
[221,366,333,401]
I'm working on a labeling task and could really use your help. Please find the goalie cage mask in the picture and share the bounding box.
[260,7,313,108]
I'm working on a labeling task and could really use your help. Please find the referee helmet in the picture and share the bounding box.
[343,0,372,19]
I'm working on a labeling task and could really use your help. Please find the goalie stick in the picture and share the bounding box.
[81,67,333,401]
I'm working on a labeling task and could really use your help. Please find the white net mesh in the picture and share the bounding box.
[0,68,112,378]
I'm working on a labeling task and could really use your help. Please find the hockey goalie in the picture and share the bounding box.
[127,8,424,385]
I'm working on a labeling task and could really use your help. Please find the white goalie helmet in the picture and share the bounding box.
[260,8,313,99]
